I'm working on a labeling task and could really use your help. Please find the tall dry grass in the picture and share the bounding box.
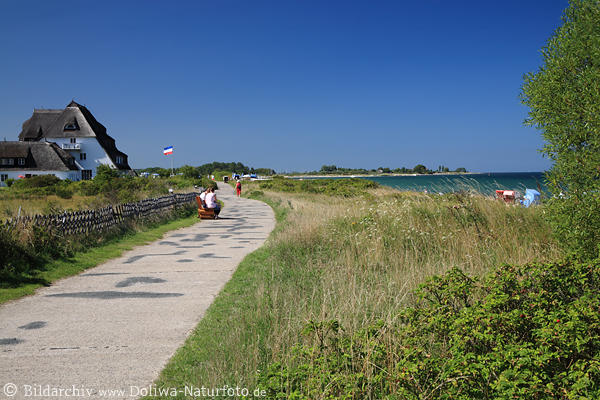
[152,187,560,395]
[0,195,97,219]
[259,189,559,358]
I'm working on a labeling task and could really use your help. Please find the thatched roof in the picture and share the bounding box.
[0,141,78,171]
[19,109,62,141]
[18,101,131,170]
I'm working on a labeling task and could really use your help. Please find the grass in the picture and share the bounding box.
[0,174,201,220]
[257,176,379,197]
[0,213,199,304]
[0,194,98,219]
[148,184,560,398]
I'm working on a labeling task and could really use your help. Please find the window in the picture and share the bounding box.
[70,138,77,143]
[1,174,7,182]
[64,121,79,131]
[116,156,123,165]
[80,153,87,160]
[82,170,92,180]
[1,158,14,166]
[18,158,25,166]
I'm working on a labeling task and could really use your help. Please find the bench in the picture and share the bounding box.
[195,196,216,219]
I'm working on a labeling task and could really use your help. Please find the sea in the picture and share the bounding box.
[296,172,547,196]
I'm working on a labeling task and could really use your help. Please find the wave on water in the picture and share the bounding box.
[364,172,547,195]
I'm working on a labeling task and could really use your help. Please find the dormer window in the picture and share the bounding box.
[116,156,123,165]
[64,120,79,131]
[18,158,25,166]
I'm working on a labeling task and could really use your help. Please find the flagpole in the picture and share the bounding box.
[171,154,174,176]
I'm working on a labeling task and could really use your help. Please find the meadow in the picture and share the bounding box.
[151,179,567,399]
[0,169,203,219]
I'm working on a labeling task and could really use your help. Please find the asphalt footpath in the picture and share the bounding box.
[0,182,275,399]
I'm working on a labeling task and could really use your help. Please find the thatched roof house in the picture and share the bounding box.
[16,100,131,179]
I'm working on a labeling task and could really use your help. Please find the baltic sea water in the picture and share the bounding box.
[295,172,547,196]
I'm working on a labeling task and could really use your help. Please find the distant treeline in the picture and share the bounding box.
[292,164,467,175]
[137,162,276,178]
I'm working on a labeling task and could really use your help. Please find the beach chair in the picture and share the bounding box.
[195,196,216,219]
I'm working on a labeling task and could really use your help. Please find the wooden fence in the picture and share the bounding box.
[4,192,198,235]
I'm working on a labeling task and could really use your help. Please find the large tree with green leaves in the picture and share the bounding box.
[521,0,600,260]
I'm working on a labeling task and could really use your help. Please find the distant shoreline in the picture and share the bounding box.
[284,172,478,178]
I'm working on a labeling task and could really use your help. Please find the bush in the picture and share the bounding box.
[201,176,218,190]
[0,225,41,286]
[72,180,100,196]
[259,260,600,399]
[248,190,264,199]
[521,0,600,260]
[12,174,61,189]
[54,184,73,199]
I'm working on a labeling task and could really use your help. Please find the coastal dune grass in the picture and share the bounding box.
[150,186,559,398]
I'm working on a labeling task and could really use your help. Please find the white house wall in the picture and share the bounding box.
[0,170,80,187]
[47,137,116,178]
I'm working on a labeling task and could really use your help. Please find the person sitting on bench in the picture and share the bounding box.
[199,187,210,207]
[204,187,221,218]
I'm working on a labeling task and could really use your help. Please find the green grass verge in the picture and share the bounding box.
[0,214,199,305]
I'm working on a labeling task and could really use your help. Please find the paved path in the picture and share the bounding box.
[0,184,275,399]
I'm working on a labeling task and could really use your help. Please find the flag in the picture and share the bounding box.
[163,146,173,155]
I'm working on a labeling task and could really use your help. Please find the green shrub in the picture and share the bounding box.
[54,185,73,199]
[521,0,600,260]
[12,175,61,189]
[72,180,100,196]
[201,177,218,190]
[0,225,41,286]
[248,190,264,199]
[259,260,600,399]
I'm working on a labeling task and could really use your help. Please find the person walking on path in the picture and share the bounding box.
[235,180,242,198]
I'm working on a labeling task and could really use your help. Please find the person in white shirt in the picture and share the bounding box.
[204,187,221,218]
[199,188,210,207]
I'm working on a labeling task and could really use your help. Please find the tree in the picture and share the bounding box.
[178,165,198,179]
[255,168,276,176]
[94,164,120,181]
[320,165,338,173]
[521,0,600,260]
[412,164,428,174]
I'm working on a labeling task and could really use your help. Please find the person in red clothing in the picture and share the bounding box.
[235,180,242,197]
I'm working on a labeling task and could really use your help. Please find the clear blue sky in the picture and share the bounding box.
[0,0,569,172]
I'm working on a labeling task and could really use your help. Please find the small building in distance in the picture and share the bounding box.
[17,100,132,180]
[0,141,80,185]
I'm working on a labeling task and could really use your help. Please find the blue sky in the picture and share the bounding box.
[0,1,568,172]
